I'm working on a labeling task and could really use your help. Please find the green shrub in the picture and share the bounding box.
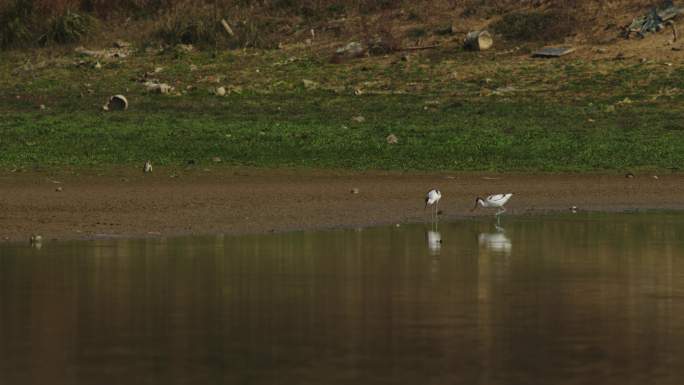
[40,9,97,45]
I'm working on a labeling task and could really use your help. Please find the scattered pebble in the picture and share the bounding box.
[39,104,46,110]
[653,175,659,180]
[350,188,360,194]
[570,206,578,213]
[143,160,153,173]
[625,172,635,179]
[55,186,63,192]
[215,86,226,96]
[386,134,399,144]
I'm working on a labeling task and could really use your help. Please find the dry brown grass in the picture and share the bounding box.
[0,0,666,50]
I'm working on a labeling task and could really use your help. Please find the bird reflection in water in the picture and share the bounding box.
[478,224,512,255]
[426,229,442,255]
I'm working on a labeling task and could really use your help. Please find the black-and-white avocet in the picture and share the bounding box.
[424,189,442,220]
[472,193,513,216]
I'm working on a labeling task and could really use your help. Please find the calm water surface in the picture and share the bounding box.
[2,213,684,385]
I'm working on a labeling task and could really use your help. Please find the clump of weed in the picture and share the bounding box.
[492,10,576,42]
[40,9,97,45]
[0,0,35,48]
[359,11,401,55]
[155,3,218,46]
[231,18,282,49]
[406,27,427,39]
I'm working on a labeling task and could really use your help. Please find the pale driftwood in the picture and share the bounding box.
[532,46,576,58]
[220,19,235,37]
[463,30,493,51]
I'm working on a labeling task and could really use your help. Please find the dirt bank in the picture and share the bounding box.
[0,168,682,243]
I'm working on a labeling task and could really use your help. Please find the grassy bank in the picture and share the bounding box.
[1,46,684,172]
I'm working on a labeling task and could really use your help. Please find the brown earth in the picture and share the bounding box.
[0,168,682,243]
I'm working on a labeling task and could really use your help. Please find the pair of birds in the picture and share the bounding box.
[424,189,513,217]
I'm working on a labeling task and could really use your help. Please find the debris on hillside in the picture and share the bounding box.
[103,95,128,111]
[331,42,365,63]
[220,19,235,37]
[302,79,319,90]
[623,2,684,38]
[74,45,131,60]
[368,36,396,55]
[143,81,173,94]
[175,44,194,53]
[464,30,493,51]
[532,46,576,58]
[113,40,132,49]
[435,24,456,36]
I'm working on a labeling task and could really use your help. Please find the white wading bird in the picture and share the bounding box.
[472,193,513,216]
[424,189,442,220]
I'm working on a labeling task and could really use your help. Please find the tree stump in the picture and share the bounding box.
[464,30,493,51]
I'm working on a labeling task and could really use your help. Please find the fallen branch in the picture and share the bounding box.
[221,19,235,37]
[400,44,441,51]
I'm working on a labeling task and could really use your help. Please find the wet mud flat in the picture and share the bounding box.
[0,168,682,242]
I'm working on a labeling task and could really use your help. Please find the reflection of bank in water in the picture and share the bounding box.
[426,230,442,255]
[478,225,512,255]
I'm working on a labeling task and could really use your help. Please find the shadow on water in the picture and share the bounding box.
[2,212,684,385]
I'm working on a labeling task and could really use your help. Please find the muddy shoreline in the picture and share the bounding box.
[1,168,682,243]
